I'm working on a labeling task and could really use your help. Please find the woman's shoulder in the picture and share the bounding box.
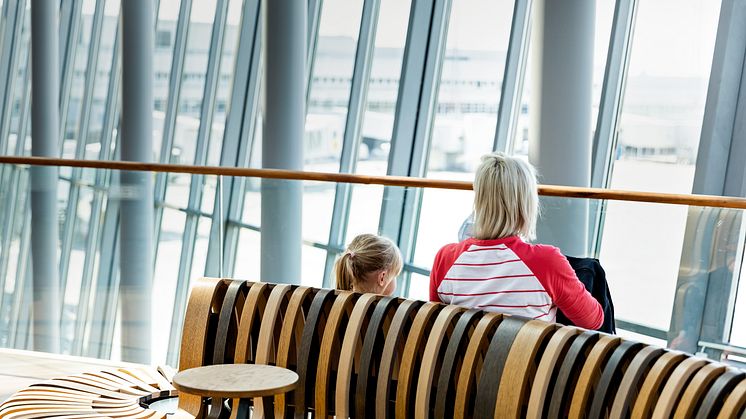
[511,240,566,265]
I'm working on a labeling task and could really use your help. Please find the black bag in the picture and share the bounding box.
[557,256,616,333]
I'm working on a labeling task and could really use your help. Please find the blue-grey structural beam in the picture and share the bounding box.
[494,0,532,153]
[591,0,637,189]
[669,0,746,354]
[379,0,451,296]
[529,0,595,257]
[261,0,305,284]
[30,0,62,354]
[120,0,154,363]
[205,0,262,280]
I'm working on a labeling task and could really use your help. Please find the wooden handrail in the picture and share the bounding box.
[2,155,746,209]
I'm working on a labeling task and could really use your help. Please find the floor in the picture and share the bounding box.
[0,348,143,402]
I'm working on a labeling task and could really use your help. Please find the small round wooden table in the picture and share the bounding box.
[173,364,299,418]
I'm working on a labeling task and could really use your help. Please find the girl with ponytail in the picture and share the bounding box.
[334,234,402,295]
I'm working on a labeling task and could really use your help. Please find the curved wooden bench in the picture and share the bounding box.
[3,277,745,419]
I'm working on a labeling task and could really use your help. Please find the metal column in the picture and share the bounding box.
[120,0,153,363]
[260,0,305,284]
[30,0,61,354]
[528,0,595,256]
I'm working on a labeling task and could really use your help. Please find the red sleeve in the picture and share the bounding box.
[429,244,462,303]
[527,246,604,330]
[429,247,446,302]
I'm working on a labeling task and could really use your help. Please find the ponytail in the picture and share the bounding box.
[333,234,403,293]
[334,253,355,291]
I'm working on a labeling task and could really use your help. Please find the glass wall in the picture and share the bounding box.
[0,0,744,367]
[598,0,722,336]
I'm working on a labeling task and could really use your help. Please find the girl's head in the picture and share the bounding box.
[334,234,403,295]
[473,152,539,241]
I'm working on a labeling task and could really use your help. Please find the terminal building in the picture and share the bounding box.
[0,0,745,416]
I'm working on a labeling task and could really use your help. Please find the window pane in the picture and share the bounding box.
[189,217,212,281]
[164,0,218,205]
[345,185,384,245]
[413,187,474,267]
[62,0,96,159]
[302,245,326,288]
[599,0,721,331]
[205,0,242,166]
[305,0,364,173]
[357,0,411,176]
[85,0,120,160]
[234,228,260,280]
[302,0,364,251]
[512,0,615,155]
[407,273,429,301]
[611,0,720,192]
[426,0,514,175]
[6,2,30,156]
[153,0,183,160]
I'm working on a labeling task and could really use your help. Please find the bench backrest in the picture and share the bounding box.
[177,278,746,418]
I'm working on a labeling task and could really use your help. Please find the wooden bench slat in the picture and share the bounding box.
[395,302,441,419]
[695,369,744,419]
[453,312,503,419]
[715,378,746,419]
[336,293,381,419]
[631,350,688,419]
[651,356,710,419]
[525,326,583,419]
[474,316,527,419]
[274,286,314,418]
[356,296,399,419]
[414,304,466,419]
[494,320,558,419]
[434,308,484,419]
[376,299,423,419]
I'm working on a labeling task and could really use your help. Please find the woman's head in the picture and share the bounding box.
[334,234,403,295]
[473,152,539,240]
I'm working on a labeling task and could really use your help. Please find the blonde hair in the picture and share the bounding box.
[334,234,403,293]
[473,152,539,240]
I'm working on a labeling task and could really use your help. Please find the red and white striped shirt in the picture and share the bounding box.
[429,236,603,330]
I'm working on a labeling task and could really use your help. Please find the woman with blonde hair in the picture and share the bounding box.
[335,234,403,295]
[429,152,603,329]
